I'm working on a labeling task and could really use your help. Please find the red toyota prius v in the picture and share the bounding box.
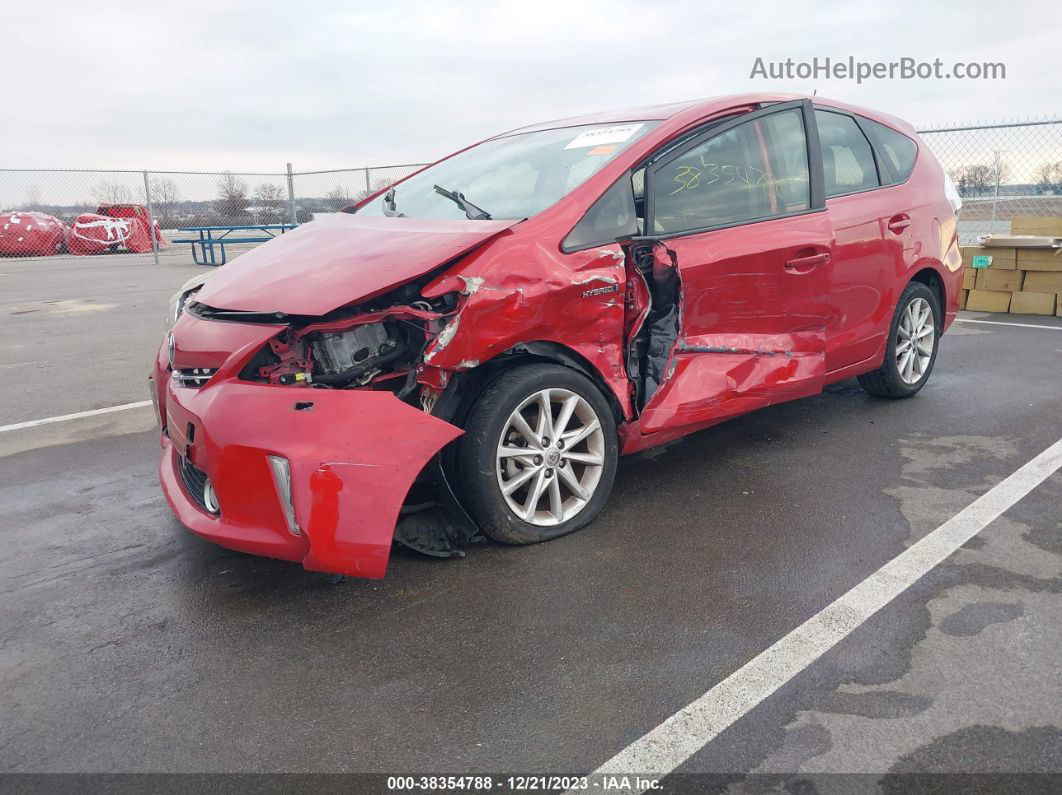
[151,93,963,578]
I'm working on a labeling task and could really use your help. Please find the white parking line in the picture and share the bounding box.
[956,317,1062,331]
[0,401,152,434]
[587,435,1062,787]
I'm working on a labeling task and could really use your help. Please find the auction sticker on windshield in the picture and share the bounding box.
[564,123,644,149]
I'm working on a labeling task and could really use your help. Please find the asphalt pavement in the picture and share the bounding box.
[1,253,1060,788]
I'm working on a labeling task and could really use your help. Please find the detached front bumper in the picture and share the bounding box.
[158,377,463,578]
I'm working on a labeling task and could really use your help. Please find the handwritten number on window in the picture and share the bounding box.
[670,165,701,194]
[670,159,770,195]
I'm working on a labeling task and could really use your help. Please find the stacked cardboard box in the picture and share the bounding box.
[960,219,1062,316]
[1012,217,1062,236]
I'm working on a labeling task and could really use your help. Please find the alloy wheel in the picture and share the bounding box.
[495,388,606,526]
[896,296,935,384]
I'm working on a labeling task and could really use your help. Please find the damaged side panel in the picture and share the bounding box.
[626,213,832,444]
[638,331,825,433]
[624,242,680,411]
[420,243,633,417]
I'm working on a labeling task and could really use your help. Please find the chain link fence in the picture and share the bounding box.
[0,164,426,262]
[1,117,1060,260]
[917,119,1062,243]
[290,165,426,216]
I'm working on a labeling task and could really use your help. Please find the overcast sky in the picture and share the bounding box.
[3,0,1059,172]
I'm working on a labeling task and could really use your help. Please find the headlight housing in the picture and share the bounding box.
[165,272,214,330]
[166,287,203,331]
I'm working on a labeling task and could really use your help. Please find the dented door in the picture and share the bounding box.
[637,101,831,434]
[639,214,832,432]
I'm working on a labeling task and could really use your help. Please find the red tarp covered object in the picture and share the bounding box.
[0,211,67,256]
[69,214,151,254]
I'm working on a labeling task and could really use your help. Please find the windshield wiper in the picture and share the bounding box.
[432,185,492,220]
[382,186,404,217]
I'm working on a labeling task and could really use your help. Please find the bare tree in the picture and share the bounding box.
[215,171,249,221]
[252,183,287,223]
[148,177,182,229]
[350,178,392,202]
[23,185,42,210]
[326,184,352,211]
[955,159,1012,197]
[91,181,133,205]
[948,167,967,195]
[1035,161,1062,195]
[950,164,996,196]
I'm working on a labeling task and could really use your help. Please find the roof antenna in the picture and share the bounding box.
[813,88,818,96]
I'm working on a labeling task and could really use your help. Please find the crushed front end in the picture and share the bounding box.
[153,287,467,578]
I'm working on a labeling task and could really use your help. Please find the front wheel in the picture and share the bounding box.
[457,364,619,545]
[858,282,941,398]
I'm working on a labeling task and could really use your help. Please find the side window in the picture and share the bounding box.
[761,111,810,210]
[561,174,639,251]
[814,110,879,196]
[860,118,918,182]
[649,108,809,234]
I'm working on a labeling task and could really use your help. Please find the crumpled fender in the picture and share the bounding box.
[418,242,633,417]
[162,380,463,579]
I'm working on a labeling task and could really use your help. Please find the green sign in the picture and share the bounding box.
[971,255,993,269]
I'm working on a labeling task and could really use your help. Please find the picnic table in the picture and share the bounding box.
[173,224,296,265]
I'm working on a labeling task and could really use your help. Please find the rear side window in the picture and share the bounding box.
[814,110,879,196]
[649,107,810,234]
[860,118,918,182]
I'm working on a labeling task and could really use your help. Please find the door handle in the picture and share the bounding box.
[784,252,829,274]
[887,214,911,234]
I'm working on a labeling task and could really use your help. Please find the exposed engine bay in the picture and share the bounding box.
[190,284,458,396]
[310,322,406,386]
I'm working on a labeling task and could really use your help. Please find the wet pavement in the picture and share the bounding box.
[1,255,1060,784]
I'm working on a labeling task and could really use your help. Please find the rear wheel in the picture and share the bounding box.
[858,281,940,398]
[457,364,618,545]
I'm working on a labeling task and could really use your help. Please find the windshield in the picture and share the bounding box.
[356,122,658,221]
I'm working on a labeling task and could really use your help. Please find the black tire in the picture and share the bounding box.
[858,281,941,398]
[457,363,619,545]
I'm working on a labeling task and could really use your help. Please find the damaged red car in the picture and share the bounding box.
[152,93,962,578]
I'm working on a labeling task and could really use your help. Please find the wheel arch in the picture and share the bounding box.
[432,340,626,430]
[910,266,946,327]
